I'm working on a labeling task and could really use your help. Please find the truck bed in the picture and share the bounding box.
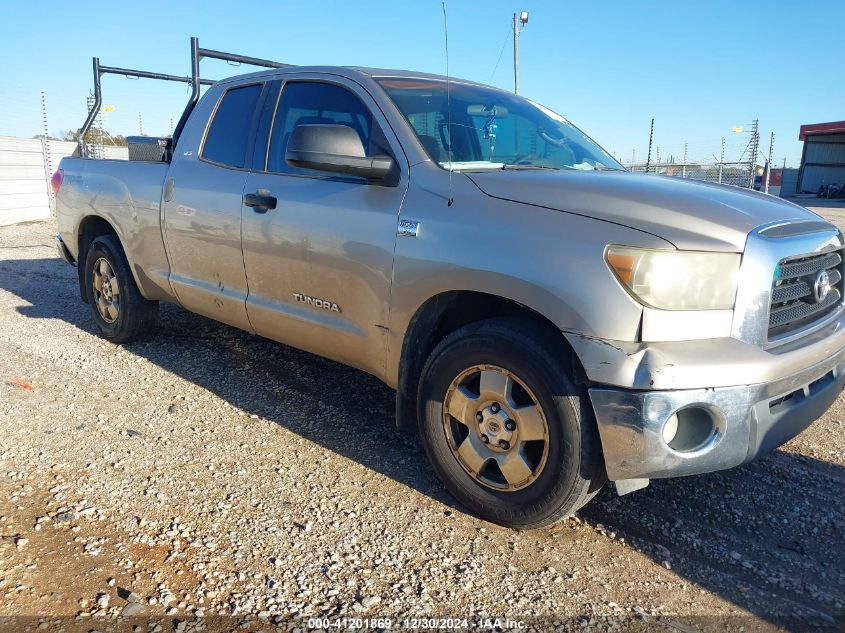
[56,157,175,302]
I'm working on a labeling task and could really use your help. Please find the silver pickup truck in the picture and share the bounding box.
[55,42,845,528]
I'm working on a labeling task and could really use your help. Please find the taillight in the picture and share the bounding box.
[50,169,63,196]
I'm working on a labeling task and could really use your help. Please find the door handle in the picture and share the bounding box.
[243,189,277,213]
[163,178,175,202]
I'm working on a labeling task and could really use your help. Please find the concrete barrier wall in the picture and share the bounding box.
[0,136,128,226]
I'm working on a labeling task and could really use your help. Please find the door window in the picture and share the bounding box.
[266,81,384,176]
[202,84,263,168]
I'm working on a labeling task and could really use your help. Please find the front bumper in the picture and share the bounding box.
[588,343,845,481]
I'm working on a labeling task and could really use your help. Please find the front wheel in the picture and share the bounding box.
[418,318,605,529]
[84,235,158,343]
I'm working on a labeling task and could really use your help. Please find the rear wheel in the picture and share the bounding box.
[84,235,158,343]
[418,318,605,529]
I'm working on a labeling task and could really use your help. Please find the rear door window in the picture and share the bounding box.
[202,84,263,168]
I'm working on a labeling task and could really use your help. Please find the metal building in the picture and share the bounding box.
[796,120,845,194]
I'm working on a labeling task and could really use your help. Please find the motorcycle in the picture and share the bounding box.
[818,183,842,198]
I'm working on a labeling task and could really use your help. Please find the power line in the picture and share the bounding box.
[487,23,513,85]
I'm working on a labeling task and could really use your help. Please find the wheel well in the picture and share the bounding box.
[76,216,119,303]
[395,290,584,430]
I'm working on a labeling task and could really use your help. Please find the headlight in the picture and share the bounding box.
[606,246,740,310]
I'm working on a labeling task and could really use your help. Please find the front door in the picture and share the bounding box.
[241,77,408,377]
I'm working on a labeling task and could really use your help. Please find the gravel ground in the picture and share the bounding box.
[0,213,843,632]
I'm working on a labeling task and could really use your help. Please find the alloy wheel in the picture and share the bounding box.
[92,257,120,323]
[442,364,550,491]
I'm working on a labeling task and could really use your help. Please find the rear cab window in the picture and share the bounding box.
[201,84,263,168]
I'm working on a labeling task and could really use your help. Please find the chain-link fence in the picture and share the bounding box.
[623,161,754,188]
[617,119,765,189]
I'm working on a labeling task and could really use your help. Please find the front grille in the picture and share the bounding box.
[768,250,844,339]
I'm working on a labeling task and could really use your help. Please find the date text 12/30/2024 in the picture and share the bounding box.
[306,618,527,630]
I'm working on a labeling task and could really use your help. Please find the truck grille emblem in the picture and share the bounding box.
[814,269,832,303]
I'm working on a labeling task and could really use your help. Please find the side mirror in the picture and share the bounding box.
[285,124,394,180]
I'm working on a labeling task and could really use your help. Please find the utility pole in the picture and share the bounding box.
[765,131,774,194]
[748,119,759,189]
[682,141,688,178]
[85,94,103,158]
[513,11,528,94]
[40,92,54,214]
[40,92,49,142]
[138,112,144,136]
[719,136,725,184]
[513,13,519,94]
[85,94,93,156]
[645,118,654,173]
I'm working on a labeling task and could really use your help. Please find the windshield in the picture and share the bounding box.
[376,77,623,172]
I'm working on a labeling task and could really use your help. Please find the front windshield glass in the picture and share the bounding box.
[376,77,623,172]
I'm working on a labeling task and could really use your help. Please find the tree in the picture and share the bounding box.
[59,128,128,146]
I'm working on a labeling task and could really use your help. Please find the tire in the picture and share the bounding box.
[83,235,158,343]
[417,318,604,529]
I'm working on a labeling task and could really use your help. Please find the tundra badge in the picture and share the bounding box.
[293,293,341,313]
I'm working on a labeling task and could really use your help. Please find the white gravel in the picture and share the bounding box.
[0,217,843,630]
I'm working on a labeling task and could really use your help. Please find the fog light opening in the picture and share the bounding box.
[663,407,717,453]
[662,413,679,445]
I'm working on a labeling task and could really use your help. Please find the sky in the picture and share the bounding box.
[2,0,843,167]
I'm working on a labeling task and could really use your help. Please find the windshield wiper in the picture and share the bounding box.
[501,164,560,171]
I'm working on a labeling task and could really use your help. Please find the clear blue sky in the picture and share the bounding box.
[2,0,843,167]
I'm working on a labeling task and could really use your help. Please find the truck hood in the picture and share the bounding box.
[467,170,823,252]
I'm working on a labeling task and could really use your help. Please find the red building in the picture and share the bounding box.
[797,120,845,194]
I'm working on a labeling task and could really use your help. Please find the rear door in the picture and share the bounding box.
[241,76,408,377]
[162,81,268,331]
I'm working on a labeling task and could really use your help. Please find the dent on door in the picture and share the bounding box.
[163,162,253,331]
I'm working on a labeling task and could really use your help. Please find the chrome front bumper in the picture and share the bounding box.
[589,345,845,482]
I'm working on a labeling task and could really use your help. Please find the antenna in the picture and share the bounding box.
[441,1,454,206]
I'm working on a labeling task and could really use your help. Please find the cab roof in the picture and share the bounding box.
[213,65,493,90]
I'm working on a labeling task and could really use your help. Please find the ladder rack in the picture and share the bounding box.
[78,36,291,157]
